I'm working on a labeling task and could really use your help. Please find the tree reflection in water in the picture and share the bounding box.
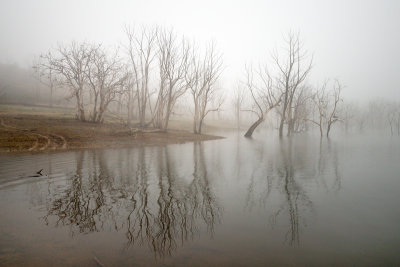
[43,143,220,258]
[245,137,341,246]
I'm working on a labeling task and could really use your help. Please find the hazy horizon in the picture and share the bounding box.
[0,0,399,103]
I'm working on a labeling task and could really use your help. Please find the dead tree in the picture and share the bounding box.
[341,102,358,133]
[39,43,94,121]
[387,102,400,136]
[272,32,313,137]
[232,84,246,130]
[309,79,343,137]
[309,81,328,137]
[326,79,343,137]
[86,47,128,123]
[188,42,223,134]
[291,85,313,133]
[0,84,6,100]
[152,28,191,130]
[243,64,282,137]
[125,25,158,127]
[33,58,57,107]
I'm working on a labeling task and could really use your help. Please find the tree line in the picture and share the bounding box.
[36,26,222,134]
[237,32,344,138]
[34,27,399,137]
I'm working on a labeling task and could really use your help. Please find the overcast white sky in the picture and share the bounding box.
[0,0,399,102]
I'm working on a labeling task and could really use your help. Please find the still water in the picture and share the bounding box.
[0,131,399,266]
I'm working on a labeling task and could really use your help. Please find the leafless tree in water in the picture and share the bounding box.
[232,83,246,130]
[243,64,282,137]
[309,81,328,137]
[325,79,343,137]
[272,32,313,137]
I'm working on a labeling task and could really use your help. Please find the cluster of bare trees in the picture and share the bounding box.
[309,79,343,137]
[242,32,343,138]
[37,43,127,123]
[386,102,400,136]
[335,99,400,136]
[36,26,223,134]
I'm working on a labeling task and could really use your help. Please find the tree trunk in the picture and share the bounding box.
[279,117,285,137]
[244,117,264,138]
[193,101,199,134]
[279,91,289,137]
[398,114,400,136]
[326,123,331,137]
[76,92,85,121]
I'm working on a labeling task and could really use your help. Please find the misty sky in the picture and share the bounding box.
[0,0,399,102]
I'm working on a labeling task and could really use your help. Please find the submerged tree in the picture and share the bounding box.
[387,103,400,136]
[309,79,343,137]
[243,64,282,137]
[325,79,343,137]
[273,32,313,137]
[309,81,328,137]
[232,84,246,130]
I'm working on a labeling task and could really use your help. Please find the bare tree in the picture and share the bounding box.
[33,57,58,107]
[325,79,343,137]
[124,72,137,126]
[188,42,223,134]
[125,25,158,128]
[272,32,313,137]
[309,81,328,137]
[341,102,358,133]
[86,46,128,123]
[243,64,282,137]
[38,42,94,121]
[387,102,400,136]
[290,85,313,133]
[309,79,343,137]
[232,83,246,130]
[0,84,6,100]
[152,28,191,130]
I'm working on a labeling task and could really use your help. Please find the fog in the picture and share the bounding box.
[1,2,400,266]
[0,0,399,103]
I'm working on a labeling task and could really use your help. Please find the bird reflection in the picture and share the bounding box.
[42,144,220,258]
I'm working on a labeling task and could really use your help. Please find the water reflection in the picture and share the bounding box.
[2,132,399,265]
[244,136,341,246]
[42,143,221,257]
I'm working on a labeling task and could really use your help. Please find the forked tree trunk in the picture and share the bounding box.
[326,123,331,137]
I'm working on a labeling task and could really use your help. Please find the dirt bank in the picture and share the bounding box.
[0,113,223,152]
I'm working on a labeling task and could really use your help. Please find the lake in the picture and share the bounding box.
[0,131,399,266]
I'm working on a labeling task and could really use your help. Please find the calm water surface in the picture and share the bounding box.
[0,131,399,266]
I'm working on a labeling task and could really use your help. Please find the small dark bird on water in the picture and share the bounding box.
[29,169,44,177]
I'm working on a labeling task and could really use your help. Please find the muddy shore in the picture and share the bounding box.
[0,114,223,152]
